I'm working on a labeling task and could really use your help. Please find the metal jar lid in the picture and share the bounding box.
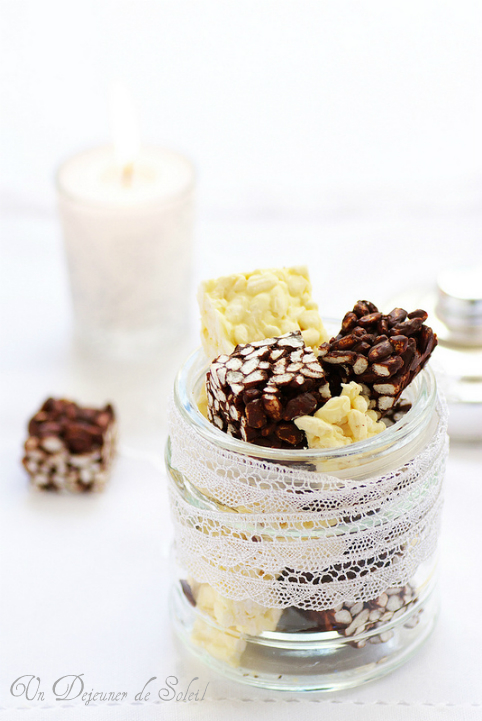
[435,266,482,346]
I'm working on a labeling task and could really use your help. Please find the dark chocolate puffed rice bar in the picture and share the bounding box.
[279,583,419,647]
[206,331,331,449]
[318,301,437,415]
[22,398,117,492]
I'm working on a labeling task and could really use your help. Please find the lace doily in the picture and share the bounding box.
[167,396,448,610]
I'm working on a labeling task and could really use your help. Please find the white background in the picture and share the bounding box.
[3,0,482,215]
[1,2,482,719]
[2,1,482,315]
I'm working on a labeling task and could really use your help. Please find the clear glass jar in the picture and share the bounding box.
[165,340,448,692]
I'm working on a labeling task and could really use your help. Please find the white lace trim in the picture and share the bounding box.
[167,396,448,610]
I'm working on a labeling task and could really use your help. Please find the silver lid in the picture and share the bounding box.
[435,266,482,343]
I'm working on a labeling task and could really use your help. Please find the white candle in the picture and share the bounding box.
[57,96,195,357]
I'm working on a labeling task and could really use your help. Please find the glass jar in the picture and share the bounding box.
[165,341,448,692]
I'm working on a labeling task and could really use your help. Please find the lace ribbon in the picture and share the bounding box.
[167,396,448,610]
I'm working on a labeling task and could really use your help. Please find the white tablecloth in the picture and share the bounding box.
[1,215,481,720]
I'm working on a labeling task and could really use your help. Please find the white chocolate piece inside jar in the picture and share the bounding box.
[190,582,282,666]
[295,382,386,449]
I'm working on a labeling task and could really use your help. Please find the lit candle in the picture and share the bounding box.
[109,81,140,187]
[56,85,195,357]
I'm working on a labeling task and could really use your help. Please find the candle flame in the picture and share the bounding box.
[109,81,140,185]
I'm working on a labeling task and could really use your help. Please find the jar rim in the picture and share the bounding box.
[173,332,438,467]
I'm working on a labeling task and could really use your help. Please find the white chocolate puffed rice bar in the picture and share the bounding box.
[198,266,329,361]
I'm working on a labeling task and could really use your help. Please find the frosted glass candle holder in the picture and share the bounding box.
[57,146,195,357]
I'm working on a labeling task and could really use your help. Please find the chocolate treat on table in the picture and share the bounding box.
[206,331,331,449]
[318,301,438,416]
[22,398,117,492]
